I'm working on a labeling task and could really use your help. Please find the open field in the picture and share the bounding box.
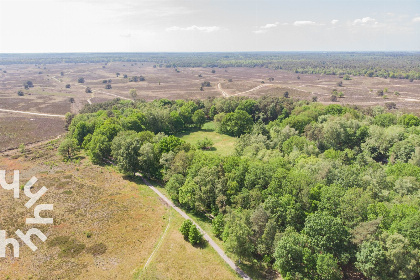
[176,122,237,156]
[0,141,239,280]
[1,61,419,151]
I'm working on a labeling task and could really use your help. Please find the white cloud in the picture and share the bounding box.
[166,25,220,32]
[293,21,317,26]
[413,17,420,23]
[353,17,378,26]
[331,19,339,25]
[261,22,279,29]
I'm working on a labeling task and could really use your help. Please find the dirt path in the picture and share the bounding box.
[0,108,65,118]
[136,173,252,280]
[217,83,272,97]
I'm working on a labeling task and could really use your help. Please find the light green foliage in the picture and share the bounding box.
[212,214,224,238]
[219,110,253,137]
[196,137,213,150]
[274,228,315,279]
[316,253,342,280]
[223,209,253,261]
[303,212,351,262]
[192,109,206,128]
[179,219,193,239]
[111,131,142,174]
[188,224,203,245]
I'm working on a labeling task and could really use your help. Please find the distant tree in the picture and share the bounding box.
[58,138,79,161]
[65,84,71,88]
[330,95,338,102]
[201,81,211,87]
[268,77,274,82]
[297,76,300,80]
[337,81,343,87]
[85,87,92,93]
[228,78,233,82]
[312,96,318,102]
[64,112,75,131]
[283,91,289,98]
[105,84,112,89]
[102,80,108,83]
[60,71,64,76]
[123,74,128,78]
[116,72,120,77]
[78,77,85,83]
[385,102,397,110]
[211,69,216,73]
[129,89,137,99]
[17,90,24,96]
[198,74,202,77]
[69,97,75,103]
[23,81,33,89]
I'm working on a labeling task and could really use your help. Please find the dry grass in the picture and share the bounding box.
[0,140,239,280]
[139,210,240,280]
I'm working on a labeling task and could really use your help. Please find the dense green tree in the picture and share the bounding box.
[303,212,351,262]
[188,224,203,245]
[192,109,206,128]
[179,219,193,239]
[219,110,253,137]
[58,138,79,160]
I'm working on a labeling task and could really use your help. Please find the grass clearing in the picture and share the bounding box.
[177,121,237,156]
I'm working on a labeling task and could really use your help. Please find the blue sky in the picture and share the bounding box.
[0,0,419,52]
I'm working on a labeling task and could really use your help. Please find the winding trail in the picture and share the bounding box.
[0,108,65,118]
[136,173,252,280]
[217,83,272,98]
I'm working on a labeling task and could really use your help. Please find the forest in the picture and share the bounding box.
[1,52,419,80]
[62,96,420,280]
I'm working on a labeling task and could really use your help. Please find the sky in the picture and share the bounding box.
[0,0,419,53]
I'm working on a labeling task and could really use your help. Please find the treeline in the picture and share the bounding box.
[64,97,420,279]
[1,52,419,80]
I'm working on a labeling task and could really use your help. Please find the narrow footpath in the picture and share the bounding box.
[136,173,252,280]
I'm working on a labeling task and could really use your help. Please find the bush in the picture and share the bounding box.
[17,90,24,96]
[180,219,193,239]
[189,224,203,245]
[196,137,213,150]
[78,77,85,83]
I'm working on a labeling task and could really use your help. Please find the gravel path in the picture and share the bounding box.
[136,173,252,280]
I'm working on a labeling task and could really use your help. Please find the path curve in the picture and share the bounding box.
[136,173,252,280]
[0,108,65,118]
[217,83,272,98]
